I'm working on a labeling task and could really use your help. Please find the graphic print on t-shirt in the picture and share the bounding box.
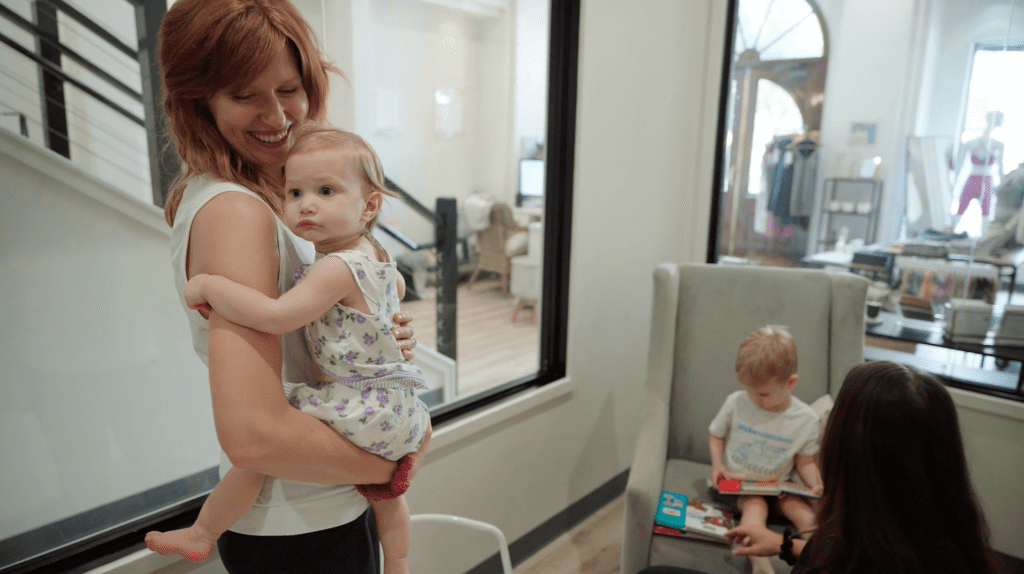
[729,422,793,478]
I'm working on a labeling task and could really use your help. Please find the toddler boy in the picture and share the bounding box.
[708,325,822,574]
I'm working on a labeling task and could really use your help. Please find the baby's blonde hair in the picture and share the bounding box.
[735,325,798,385]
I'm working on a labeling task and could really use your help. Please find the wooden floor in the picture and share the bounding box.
[514,495,624,574]
[401,277,540,398]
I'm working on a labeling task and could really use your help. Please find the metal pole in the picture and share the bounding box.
[136,0,176,207]
[33,1,68,158]
[435,198,458,360]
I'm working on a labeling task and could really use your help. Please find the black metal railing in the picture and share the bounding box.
[378,176,460,361]
[0,0,171,203]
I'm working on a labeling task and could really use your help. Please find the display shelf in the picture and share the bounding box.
[814,178,883,252]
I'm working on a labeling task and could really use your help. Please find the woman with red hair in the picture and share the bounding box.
[153,2,426,572]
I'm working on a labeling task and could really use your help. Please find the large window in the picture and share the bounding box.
[953,42,1024,237]
[0,0,577,571]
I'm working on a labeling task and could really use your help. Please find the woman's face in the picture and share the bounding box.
[208,42,309,173]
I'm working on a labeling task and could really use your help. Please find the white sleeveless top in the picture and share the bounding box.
[170,175,368,535]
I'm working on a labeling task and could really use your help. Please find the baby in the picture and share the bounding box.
[708,325,822,574]
[146,126,429,574]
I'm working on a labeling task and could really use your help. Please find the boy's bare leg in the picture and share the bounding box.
[145,467,264,562]
[777,493,817,534]
[737,496,775,574]
[372,495,411,574]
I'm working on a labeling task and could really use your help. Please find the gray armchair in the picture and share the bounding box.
[622,263,868,574]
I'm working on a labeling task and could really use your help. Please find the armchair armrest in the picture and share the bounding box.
[622,392,669,574]
[622,263,679,574]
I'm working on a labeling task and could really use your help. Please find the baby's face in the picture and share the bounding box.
[741,376,793,413]
[283,148,373,253]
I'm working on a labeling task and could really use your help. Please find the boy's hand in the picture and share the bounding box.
[808,484,823,496]
[184,274,212,311]
[712,466,744,486]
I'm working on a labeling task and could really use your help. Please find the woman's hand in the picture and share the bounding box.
[726,524,782,556]
[184,274,213,311]
[392,312,416,360]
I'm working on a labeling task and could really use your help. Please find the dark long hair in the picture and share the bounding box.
[805,361,995,574]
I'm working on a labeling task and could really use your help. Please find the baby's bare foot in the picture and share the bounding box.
[144,526,217,562]
[383,556,410,574]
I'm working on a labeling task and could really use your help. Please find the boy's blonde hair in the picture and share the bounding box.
[735,325,798,384]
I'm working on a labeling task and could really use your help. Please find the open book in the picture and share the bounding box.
[653,491,736,545]
[710,478,820,499]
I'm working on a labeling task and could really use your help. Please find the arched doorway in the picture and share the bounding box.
[719,0,829,264]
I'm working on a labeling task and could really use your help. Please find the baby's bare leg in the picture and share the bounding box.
[145,467,264,562]
[372,495,411,574]
[777,494,817,533]
[737,496,774,574]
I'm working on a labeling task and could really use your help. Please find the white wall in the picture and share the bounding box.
[0,129,215,541]
[817,0,927,245]
[347,0,514,245]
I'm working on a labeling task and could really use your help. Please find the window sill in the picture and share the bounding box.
[427,377,573,453]
[948,386,1024,423]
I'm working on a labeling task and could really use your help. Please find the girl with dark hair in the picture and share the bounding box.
[642,361,996,574]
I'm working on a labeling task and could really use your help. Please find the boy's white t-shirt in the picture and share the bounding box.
[708,390,820,482]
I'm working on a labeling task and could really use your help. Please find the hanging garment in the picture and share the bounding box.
[788,141,819,219]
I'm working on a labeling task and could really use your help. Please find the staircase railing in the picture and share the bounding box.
[378,176,459,361]
[0,0,173,203]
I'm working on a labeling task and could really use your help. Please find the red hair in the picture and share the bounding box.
[158,0,339,225]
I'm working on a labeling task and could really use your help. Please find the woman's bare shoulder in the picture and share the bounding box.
[189,191,279,290]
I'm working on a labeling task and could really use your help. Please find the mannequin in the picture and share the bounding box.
[953,111,1005,219]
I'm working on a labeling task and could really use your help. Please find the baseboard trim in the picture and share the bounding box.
[466,469,630,574]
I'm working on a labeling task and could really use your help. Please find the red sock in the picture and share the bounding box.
[356,455,413,501]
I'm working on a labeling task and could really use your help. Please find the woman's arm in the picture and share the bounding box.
[190,193,395,485]
[186,257,357,335]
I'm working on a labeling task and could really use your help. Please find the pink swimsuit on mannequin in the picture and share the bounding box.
[957,154,996,216]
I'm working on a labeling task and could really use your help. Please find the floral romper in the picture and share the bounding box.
[283,250,429,461]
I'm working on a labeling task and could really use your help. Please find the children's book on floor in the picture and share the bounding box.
[653,490,736,545]
[709,477,820,499]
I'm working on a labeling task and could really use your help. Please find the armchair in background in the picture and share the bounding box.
[510,222,544,322]
[621,263,867,574]
[467,202,527,294]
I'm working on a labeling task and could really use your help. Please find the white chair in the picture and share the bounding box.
[510,222,543,322]
[381,514,512,574]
